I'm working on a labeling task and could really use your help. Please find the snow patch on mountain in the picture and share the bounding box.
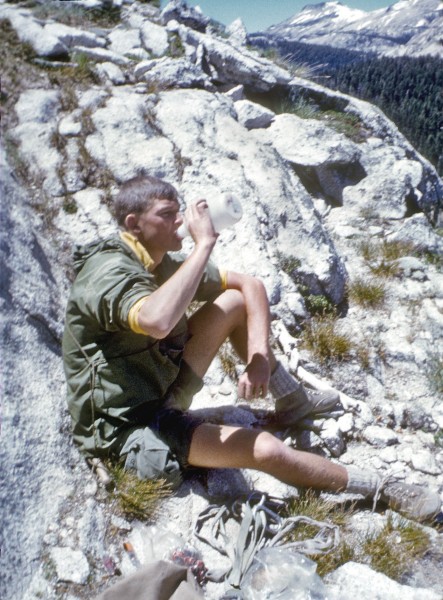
[261,0,443,58]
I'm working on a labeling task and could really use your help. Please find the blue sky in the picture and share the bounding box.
[161,1,396,32]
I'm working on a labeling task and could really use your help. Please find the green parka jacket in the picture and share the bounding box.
[62,237,222,457]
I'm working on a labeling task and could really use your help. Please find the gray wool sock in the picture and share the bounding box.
[269,361,305,411]
[269,361,300,397]
[345,465,380,498]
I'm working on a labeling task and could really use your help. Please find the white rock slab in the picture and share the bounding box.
[411,449,441,475]
[95,62,126,85]
[265,113,361,166]
[44,22,106,49]
[4,8,68,57]
[84,90,177,182]
[363,426,399,447]
[325,561,441,599]
[234,99,274,129]
[140,20,169,56]
[49,547,90,585]
[71,45,131,66]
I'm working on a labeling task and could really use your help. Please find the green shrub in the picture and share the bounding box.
[167,33,185,58]
[276,253,335,316]
[304,294,335,316]
[62,197,78,214]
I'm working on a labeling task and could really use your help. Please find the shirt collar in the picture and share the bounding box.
[119,231,155,272]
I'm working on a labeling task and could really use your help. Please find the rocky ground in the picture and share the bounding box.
[1,1,442,599]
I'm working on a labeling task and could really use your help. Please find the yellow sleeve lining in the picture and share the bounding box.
[128,296,149,335]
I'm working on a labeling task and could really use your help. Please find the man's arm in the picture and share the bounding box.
[225,271,275,400]
[136,202,217,338]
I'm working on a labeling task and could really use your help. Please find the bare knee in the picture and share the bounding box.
[253,431,289,469]
[215,289,246,321]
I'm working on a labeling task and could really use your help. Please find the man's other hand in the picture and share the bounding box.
[237,353,270,400]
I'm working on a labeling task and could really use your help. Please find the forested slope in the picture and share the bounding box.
[250,37,443,176]
[327,55,443,175]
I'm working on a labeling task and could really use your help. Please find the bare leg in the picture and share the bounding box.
[183,291,347,493]
[184,289,276,378]
[183,289,248,377]
[188,423,348,492]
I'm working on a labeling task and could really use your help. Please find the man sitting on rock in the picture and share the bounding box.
[62,175,441,523]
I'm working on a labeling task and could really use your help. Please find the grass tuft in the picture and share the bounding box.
[357,239,417,278]
[284,491,356,576]
[347,277,386,308]
[276,100,367,141]
[320,110,367,143]
[108,463,172,521]
[45,52,99,86]
[278,97,319,119]
[283,493,431,580]
[276,252,302,277]
[362,515,430,580]
[428,354,443,396]
[218,342,239,381]
[32,2,121,27]
[301,315,353,363]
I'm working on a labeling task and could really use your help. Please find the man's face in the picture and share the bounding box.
[135,198,183,255]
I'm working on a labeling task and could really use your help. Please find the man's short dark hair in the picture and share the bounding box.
[114,175,179,227]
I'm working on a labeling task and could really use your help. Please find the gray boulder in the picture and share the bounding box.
[161,0,209,32]
[226,17,248,47]
[140,19,169,56]
[44,22,106,49]
[177,25,292,92]
[1,6,68,58]
[70,44,132,65]
[234,99,275,129]
[134,56,214,90]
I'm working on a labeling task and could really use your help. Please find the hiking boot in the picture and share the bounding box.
[274,383,340,426]
[380,481,441,522]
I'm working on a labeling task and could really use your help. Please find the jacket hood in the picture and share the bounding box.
[73,237,130,273]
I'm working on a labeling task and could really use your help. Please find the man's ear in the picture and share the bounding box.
[124,213,140,234]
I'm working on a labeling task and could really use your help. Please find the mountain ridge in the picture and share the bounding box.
[255,0,443,58]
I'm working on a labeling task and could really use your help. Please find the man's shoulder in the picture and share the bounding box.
[73,237,137,273]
